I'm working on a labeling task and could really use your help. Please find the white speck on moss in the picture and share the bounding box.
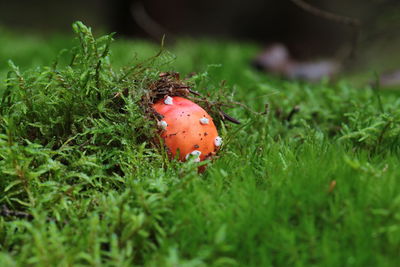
[158,120,168,129]
[199,117,209,125]
[185,150,201,162]
[164,96,173,105]
[214,136,222,147]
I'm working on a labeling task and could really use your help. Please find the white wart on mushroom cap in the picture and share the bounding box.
[157,120,168,129]
[185,150,202,162]
[199,117,209,125]
[214,136,222,147]
[164,96,174,105]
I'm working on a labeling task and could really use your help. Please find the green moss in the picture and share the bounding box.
[1,22,400,266]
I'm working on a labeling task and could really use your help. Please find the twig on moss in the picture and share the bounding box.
[219,110,241,124]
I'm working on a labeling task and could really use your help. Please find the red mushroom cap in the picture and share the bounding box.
[152,96,221,162]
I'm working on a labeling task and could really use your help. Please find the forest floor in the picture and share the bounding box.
[1,23,400,266]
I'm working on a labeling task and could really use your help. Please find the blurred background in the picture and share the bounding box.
[1,0,400,81]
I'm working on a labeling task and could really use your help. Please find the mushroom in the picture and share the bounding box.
[152,96,221,162]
